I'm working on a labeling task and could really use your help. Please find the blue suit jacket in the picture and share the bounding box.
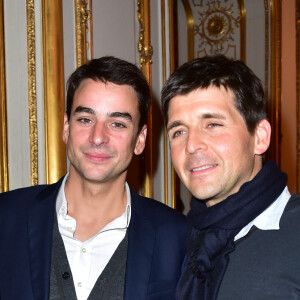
[0,179,187,299]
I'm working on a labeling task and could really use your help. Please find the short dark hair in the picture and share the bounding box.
[66,56,150,132]
[161,55,267,134]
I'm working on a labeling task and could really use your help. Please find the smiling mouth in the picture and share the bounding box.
[191,164,217,172]
[85,152,112,161]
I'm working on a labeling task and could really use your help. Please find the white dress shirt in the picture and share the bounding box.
[55,175,131,300]
[234,186,291,241]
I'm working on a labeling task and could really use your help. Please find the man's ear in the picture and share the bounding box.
[254,119,271,155]
[134,125,147,155]
[62,113,69,145]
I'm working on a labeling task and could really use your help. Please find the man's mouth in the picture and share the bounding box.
[85,152,112,161]
[191,164,217,172]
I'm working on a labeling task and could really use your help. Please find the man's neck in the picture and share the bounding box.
[64,174,128,241]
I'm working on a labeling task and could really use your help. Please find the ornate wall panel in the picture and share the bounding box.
[42,0,66,184]
[0,0,8,192]
[185,0,242,59]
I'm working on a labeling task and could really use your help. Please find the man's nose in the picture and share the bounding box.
[89,121,109,146]
[185,129,208,154]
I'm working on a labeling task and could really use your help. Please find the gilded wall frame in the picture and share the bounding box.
[161,0,170,206]
[27,0,38,186]
[75,0,93,67]
[265,0,282,166]
[0,0,9,192]
[42,0,66,184]
[138,0,154,198]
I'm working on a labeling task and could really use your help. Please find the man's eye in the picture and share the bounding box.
[208,123,221,128]
[112,122,125,128]
[173,130,185,138]
[78,118,92,124]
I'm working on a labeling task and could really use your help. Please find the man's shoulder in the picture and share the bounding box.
[130,189,187,225]
[283,194,300,214]
[278,193,300,232]
[0,179,63,208]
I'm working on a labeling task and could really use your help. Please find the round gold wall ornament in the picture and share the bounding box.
[195,1,240,54]
[206,14,227,37]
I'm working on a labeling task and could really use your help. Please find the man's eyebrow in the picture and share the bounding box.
[167,112,226,132]
[74,106,95,115]
[167,121,182,132]
[109,112,133,121]
[73,107,132,121]
[201,112,226,120]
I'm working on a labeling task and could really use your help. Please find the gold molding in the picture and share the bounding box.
[161,0,169,206]
[137,0,153,198]
[182,0,194,61]
[88,0,93,60]
[42,0,66,184]
[168,0,177,73]
[266,0,281,166]
[238,0,246,62]
[0,0,9,192]
[168,0,178,208]
[27,0,38,186]
[264,0,270,105]
[138,0,153,69]
[75,0,91,67]
[296,0,300,192]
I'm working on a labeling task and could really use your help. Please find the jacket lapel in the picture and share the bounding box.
[124,190,155,300]
[27,179,63,300]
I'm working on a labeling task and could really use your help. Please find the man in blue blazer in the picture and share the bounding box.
[0,57,187,300]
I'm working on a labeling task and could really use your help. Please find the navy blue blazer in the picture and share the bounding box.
[0,179,187,300]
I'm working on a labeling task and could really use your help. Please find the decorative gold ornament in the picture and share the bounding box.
[206,14,226,36]
[194,1,240,54]
[27,0,38,186]
[75,0,91,67]
[137,0,153,67]
[137,0,153,198]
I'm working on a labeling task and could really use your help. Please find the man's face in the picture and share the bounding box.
[63,79,147,185]
[167,86,269,206]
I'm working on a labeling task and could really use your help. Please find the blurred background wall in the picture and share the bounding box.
[0,0,298,213]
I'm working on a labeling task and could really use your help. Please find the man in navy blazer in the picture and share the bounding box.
[0,57,187,300]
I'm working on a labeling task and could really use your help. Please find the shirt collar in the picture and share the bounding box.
[234,186,291,241]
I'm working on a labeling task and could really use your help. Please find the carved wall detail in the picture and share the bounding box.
[193,0,240,57]
[137,0,153,67]
[27,0,38,185]
[75,0,92,67]
[137,0,153,198]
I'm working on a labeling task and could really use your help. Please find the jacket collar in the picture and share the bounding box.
[124,189,155,299]
[28,178,64,300]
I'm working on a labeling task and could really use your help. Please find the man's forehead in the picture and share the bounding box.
[169,86,234,108]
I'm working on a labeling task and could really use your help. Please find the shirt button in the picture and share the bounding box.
[66,227,72,231]
[78,282,82,287]
[82,248,86,253]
